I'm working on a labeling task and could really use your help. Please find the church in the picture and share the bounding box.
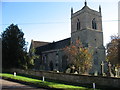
[29,1,106,74]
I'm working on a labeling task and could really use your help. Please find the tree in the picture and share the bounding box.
[64,40,93,74]
[106,35,120,67]
[2,24,26,69]
[28,47,39,69]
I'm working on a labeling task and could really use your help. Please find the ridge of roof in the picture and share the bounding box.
[36,37,71,54]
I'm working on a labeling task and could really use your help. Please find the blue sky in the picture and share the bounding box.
[1,0,119,50]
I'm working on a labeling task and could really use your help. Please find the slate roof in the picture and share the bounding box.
[32,41,49,48]
[29,40,49,53]
[30,40,49,48]
[36,38,71,55]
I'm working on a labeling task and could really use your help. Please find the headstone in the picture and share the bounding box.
[65,68,71,73]
[108,62,114,77]
[94,71,98,76]
[71,65,75,73]
[101,61,104,76]
[57,70,59,73]
[115,67,118,77]
[74,71,78,74]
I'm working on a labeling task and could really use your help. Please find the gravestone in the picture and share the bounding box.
[115,67,118,77]
[74,71,78,74]
[101,61,104,76]
[94,71,98,76]
[71,65,75,73]
[108,62,114,77]
[65,68,71,73]
[78,67,81,74]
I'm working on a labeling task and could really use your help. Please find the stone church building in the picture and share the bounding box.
[29,2,106,74]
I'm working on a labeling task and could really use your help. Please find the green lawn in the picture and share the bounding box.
[0,73,95,90]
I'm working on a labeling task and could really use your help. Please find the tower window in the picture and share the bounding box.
[77,19,80,30]
[92,18,97,29]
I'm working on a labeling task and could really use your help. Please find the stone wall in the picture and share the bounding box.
[6,68,120,89]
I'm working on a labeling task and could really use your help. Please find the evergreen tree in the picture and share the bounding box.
[2,24,26,69]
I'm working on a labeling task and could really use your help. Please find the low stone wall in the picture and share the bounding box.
[6,68,120,88]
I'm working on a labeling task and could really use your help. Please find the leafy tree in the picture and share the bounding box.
[2,24,26,69]
[64,40,93,74]
[106,35,120,67]
[28,47,39,69]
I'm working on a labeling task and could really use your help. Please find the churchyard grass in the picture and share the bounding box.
[0,73,96,90]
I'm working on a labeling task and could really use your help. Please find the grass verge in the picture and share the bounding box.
[0,73,95,90]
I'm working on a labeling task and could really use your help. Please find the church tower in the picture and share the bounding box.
[71,1,105,74]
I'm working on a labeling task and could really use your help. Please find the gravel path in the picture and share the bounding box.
[0,79,48,90]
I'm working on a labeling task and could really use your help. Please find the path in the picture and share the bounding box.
[0,79,47,90]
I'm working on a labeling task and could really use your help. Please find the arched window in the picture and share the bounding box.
[92,18,97,29]
[77,19,80,30]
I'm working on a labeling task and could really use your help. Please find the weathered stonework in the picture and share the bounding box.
[30,2,106,74]
[71,2,105,74]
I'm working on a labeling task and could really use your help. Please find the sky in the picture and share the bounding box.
[118,1,120,35]
[0,0,119,51]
